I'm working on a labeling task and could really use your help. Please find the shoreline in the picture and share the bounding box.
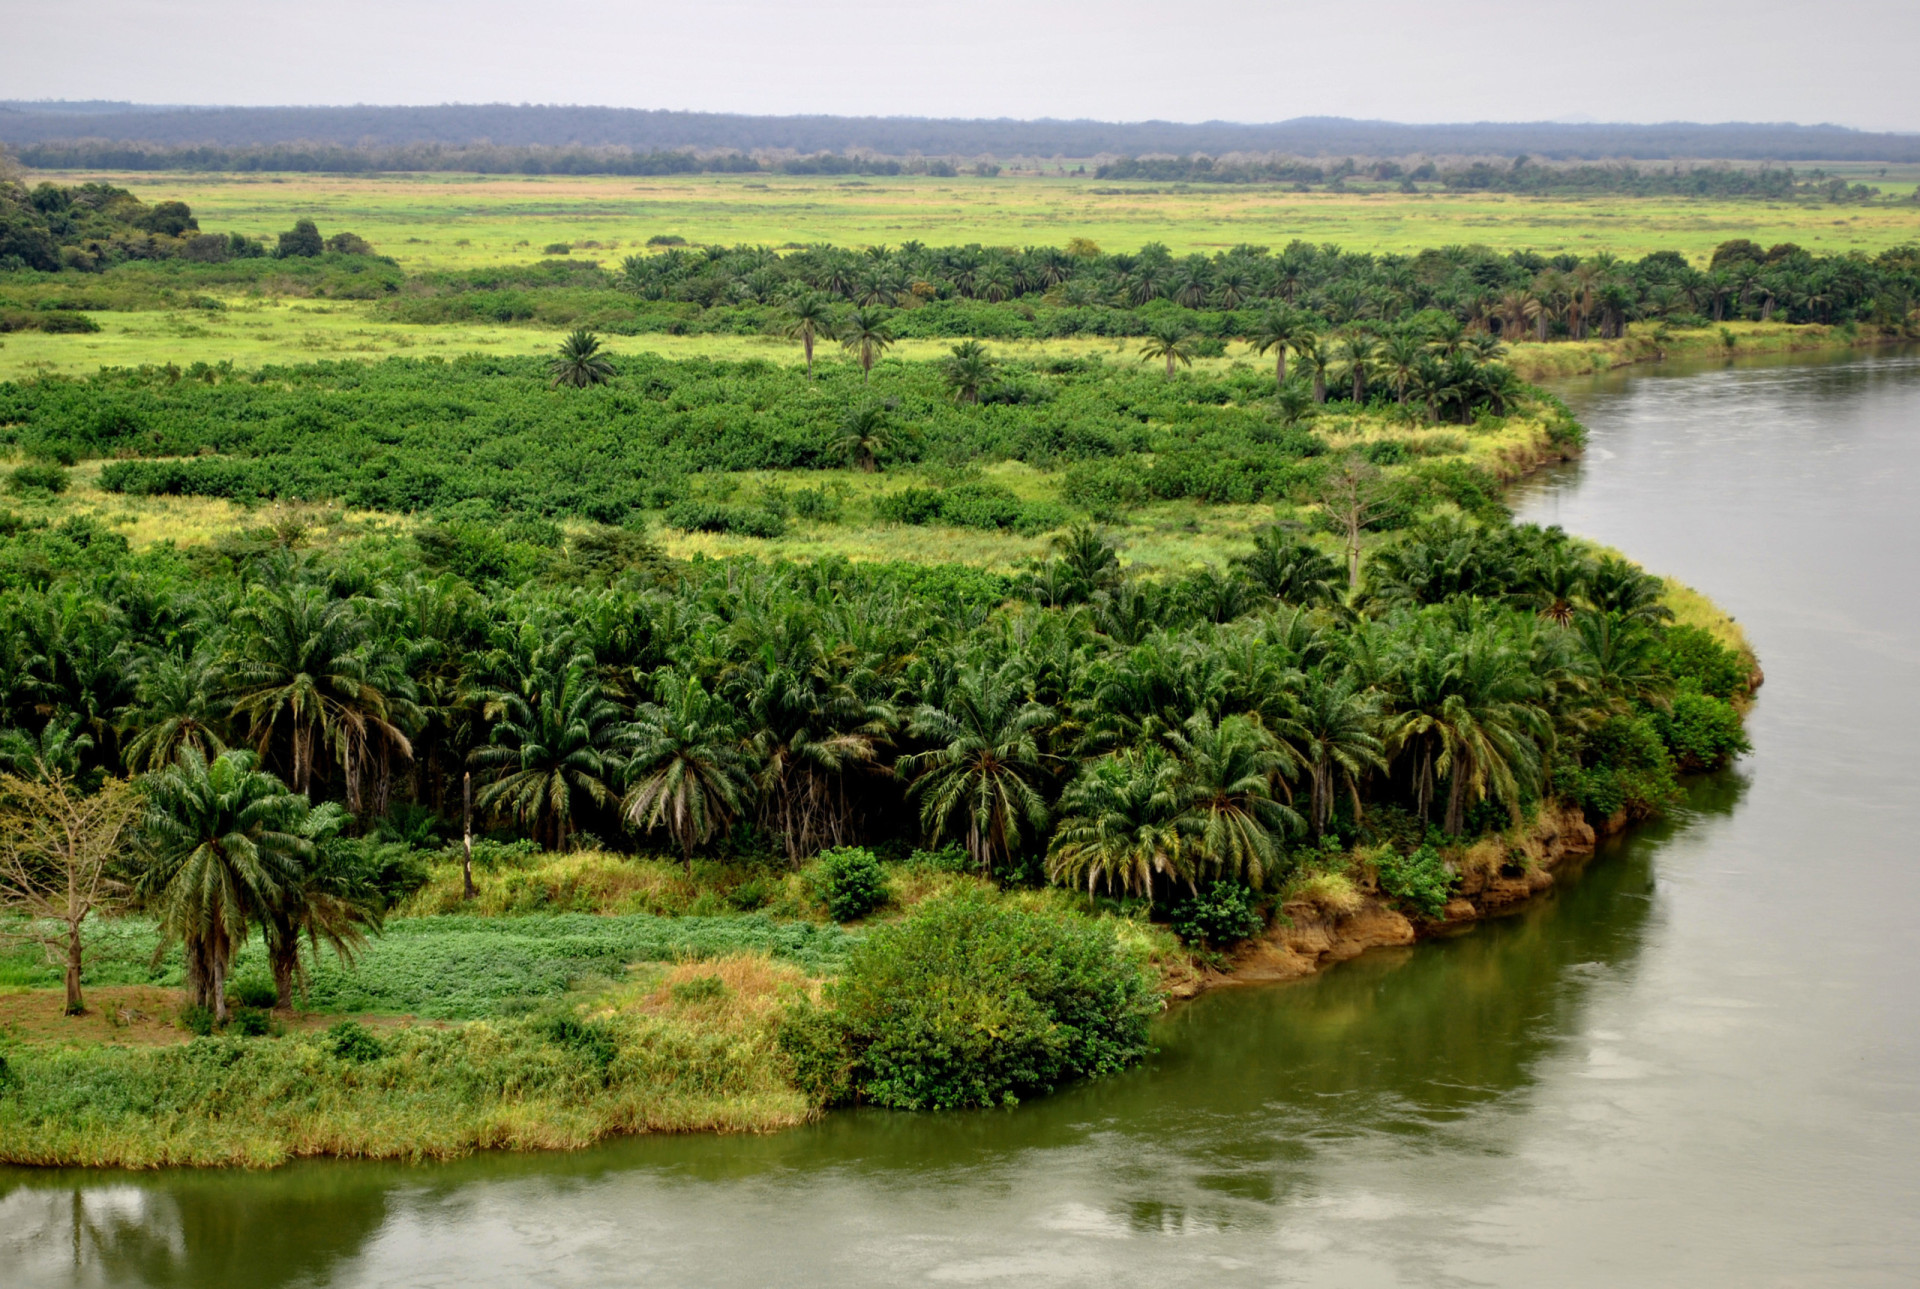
[1504,320,1908,382]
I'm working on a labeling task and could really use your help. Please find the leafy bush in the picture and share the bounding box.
[1373,845,1456,917]
[543,1013,619,1068]
[226,975,277,1009]
[1166,882,1265,948]
[177,1003,214,1036]
[663,500,786,538]
[7,464,69,494]
[327,1020,386,1063]
[1655,685,1752,772]
[810,846,888,922]
[905,845,971,874]
[1562,714,1680,821]
[787,894,1158,1109]
[229,1007,272,1037]
[1660,625,1750,699]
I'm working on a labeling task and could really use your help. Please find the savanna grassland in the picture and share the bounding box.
[28,170,1920,270]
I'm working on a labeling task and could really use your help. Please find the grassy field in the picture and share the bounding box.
[24,170,1920,271]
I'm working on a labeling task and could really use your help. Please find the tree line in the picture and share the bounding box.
[0,503,1750,1019]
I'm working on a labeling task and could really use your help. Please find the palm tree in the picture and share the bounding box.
[1294,332,1334,404]
[1231,527,1342,606]
[839,307,895,384]
[1162,712,1301,888]
[1248,307,1313,394]
[0,713,93,782]
[900,663,1055,873]
[1053,524,1123,593]
[1138,319,1196,379]
[1282,670,1384,839]
[263,799,379,1009]
[548,329,615,389]
[782,293,835,379]
[940,340,996,404]
[135,748,310,1023]
[1048,748,1190,898]
[622,675,753,876]
[835,402,895,472]
[120,649,227,774]
[1272,382,1318,429]
[223,584,413,812]
[469,650,625,851]
[1378,331,1428,405]
[1336,330,1379,403]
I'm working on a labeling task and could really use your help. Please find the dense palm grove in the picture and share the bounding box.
[0,502,1750,1020]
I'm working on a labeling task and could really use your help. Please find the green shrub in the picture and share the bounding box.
[1167,882,1265,948]
[1655,685,1752,772]
[226,975,278,1009]
[1374,845,1456,918]
[327,1020,386,1063]
[1660,625,1750,699]
[790,894,1159,1110]
[177,1003,215,1036]
[543,1013,619,1068]
[905,845,971,874]
[811,846,888,922]
[1566,714,1681,820]
[229,1007,272,1037]
[664,500,786,538]
[7,464,69,494]
[36,312,100,334]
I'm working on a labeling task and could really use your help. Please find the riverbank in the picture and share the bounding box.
[1505,319,1908,381]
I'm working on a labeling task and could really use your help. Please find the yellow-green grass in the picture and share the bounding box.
[24,170,1920,271]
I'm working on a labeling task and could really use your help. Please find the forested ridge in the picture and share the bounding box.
[5,103,1918,162]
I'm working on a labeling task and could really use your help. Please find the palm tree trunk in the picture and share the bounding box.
[1275,350,1286,389]
[804,334,814,378]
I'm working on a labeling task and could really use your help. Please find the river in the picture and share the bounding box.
[5,347,1920,1287]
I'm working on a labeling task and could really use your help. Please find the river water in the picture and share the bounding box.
[5,348,1920,1287]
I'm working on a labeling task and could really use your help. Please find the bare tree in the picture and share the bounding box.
[1317,456,1388,591]
[0,775,141,1016]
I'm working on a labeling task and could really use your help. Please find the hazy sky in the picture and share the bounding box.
[7,0,1917,132]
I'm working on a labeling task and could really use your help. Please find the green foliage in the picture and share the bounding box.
[810,846,889,922]
[1166,882,1265,948]
[671,974,729,1003]
[326,1020,385,1062]
[1654,685,1752,772]
[226,975,278,1009]
[7,464,69,494]
[793,894,1158,1109]
[177,1002,214,1036]
[1660,624,1751,699]
[875,481,1065,533]
[663,500,787,538]
[1373,845,1456,918]
[229,1007,272,1037]
[543,1013,620,1068]
[1562,714,1681,821]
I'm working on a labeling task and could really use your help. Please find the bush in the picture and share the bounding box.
[36,312,101,334]
[788,894,1159,1109]
[229,1007,272,1037]
[177,1003,215,1036]
[1166,882,1265,948]
[663,500,786,538]
[905,845,971,874]
[543,1013,619,1068]
[1660,625,1750,699]
[1374,845,1455,918]
[226,975,278,1009]
[327,1020,386,1063]
[1655,685,1752,772]
[7,464,69,494]
[811,846,888,922]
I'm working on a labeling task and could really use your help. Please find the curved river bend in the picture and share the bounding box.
[5,348,1920,1287]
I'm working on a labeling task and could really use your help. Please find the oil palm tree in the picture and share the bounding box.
[1282,669,1385,839]
[622,674,753,875]
[120,649,227,774]
[469,650,625,851]
[0,712,92,782]
[900,662,1056,873]
[1248,307,1313,394]
[1162,712,1301,888]
[839,307,895,384]
[1336,330,1379,403]
[835,402,895,472]
[135,748,310,1022]
[1138,319,1196,379]
[223,584,414,812]
[1047,747,1190,898]
[1378,331,1428,405]
[548,329,615,388]
[782,292,835,379]
[263,799,379,1009]
[940,340,996,404]
[1294,332,1335,404]
[1231,527,1342,606]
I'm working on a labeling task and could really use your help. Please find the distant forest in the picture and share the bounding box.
[3,103,1919,163]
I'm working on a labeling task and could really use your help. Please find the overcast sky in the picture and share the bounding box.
[7,0,1917,133]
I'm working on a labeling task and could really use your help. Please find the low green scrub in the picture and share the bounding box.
[1372,845,1457,918]
[786,893,1159,1110]
[874,481,1069,534]
[808,846,889,922]
[0,913,853,1017]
